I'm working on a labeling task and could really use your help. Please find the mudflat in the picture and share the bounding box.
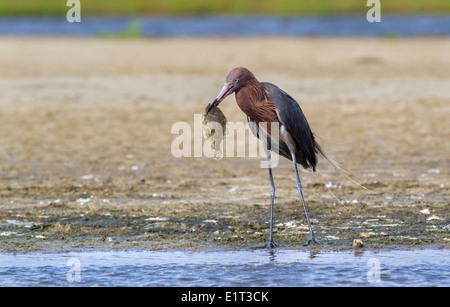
[0,37,448,252]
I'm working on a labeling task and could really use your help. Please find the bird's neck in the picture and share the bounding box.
[235,80,269,118]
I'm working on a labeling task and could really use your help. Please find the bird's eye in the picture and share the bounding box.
[234,78,239,84]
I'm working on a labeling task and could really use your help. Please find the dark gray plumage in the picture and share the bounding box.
[261,82,324,171]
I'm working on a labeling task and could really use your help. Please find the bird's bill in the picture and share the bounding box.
[207,83,234,113]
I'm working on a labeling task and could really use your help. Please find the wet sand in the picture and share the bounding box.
[0,37,448,252]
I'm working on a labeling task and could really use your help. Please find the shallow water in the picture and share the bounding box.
[1,14,449,36]
[0,248,448,286]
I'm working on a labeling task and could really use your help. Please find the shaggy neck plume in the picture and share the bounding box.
[235,79,276,124]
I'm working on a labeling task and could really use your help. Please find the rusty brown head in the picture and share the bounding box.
[207,67,256,114]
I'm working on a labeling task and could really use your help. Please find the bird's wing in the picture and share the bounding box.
[247,115,293,161]
[247,115,259,138]
[261,82,318,170]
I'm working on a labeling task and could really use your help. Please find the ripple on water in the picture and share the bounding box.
[0,249,448,286]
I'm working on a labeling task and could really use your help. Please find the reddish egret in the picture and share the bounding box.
[207,67,329,248]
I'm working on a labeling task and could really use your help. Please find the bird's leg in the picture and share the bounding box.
[266,153,278,249]
[291,154,321,246]
[252,153,278,250]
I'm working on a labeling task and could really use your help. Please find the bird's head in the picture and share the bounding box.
[207,67,255,114]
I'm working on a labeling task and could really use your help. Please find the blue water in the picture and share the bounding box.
[0,249,448,286]
[0,14,449,36]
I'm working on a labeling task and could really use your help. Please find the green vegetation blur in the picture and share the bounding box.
[1,0,449,15]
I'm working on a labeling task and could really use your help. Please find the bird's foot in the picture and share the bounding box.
[265,240,279,250]
[303,235,322,247]
[252,239,279,250]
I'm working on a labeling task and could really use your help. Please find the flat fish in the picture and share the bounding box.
[203,103,227,160]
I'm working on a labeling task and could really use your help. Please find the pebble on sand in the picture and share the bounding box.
[353,239,365,248]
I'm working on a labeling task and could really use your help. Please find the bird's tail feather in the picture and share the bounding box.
[315,142,374,193]
[315,170,349,210]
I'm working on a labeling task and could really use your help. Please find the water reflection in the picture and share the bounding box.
[0,248,448,286]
